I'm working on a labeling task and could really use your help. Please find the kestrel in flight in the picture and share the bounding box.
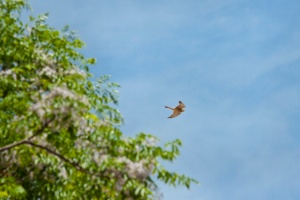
[165,101,186,118]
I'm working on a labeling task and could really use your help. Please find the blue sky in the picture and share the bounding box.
[28,0,300,199]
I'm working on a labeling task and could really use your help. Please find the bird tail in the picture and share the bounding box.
[165,106,174,110]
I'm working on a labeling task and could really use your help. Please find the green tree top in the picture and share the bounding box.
[0,0,198,199]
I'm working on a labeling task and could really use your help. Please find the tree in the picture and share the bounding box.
[0,0,198,199]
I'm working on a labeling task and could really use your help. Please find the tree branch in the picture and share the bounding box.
[0,118,107,177]
[0,117,53,152]
[0,117,96,176]
[0,140,28,152]
[24,141,90,174]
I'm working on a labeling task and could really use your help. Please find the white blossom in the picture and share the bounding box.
[64,68,87,77]
[143,137,158,146]
[0,69,17,80]
[0,69,13,76]
[30,86,90,131]
[38,66,57,77]
[48,87,77,99]
[117,157,152,179]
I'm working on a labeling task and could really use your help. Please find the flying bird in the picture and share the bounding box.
[165,101,186,118]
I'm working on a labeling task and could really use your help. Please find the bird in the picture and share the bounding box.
[165,101,186,118]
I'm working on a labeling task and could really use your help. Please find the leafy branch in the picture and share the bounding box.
[0,118,53,152]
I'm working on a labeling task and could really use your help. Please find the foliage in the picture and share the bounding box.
[0,0,198,199]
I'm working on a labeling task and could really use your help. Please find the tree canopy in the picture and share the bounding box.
[0,0,197,199]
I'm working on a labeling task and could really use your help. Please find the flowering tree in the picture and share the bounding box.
[0,0,197,199]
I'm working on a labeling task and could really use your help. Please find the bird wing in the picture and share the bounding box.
[177,101,186,108]
[168,108,182,118]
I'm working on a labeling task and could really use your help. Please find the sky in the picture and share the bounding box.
[28,0,300,199]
